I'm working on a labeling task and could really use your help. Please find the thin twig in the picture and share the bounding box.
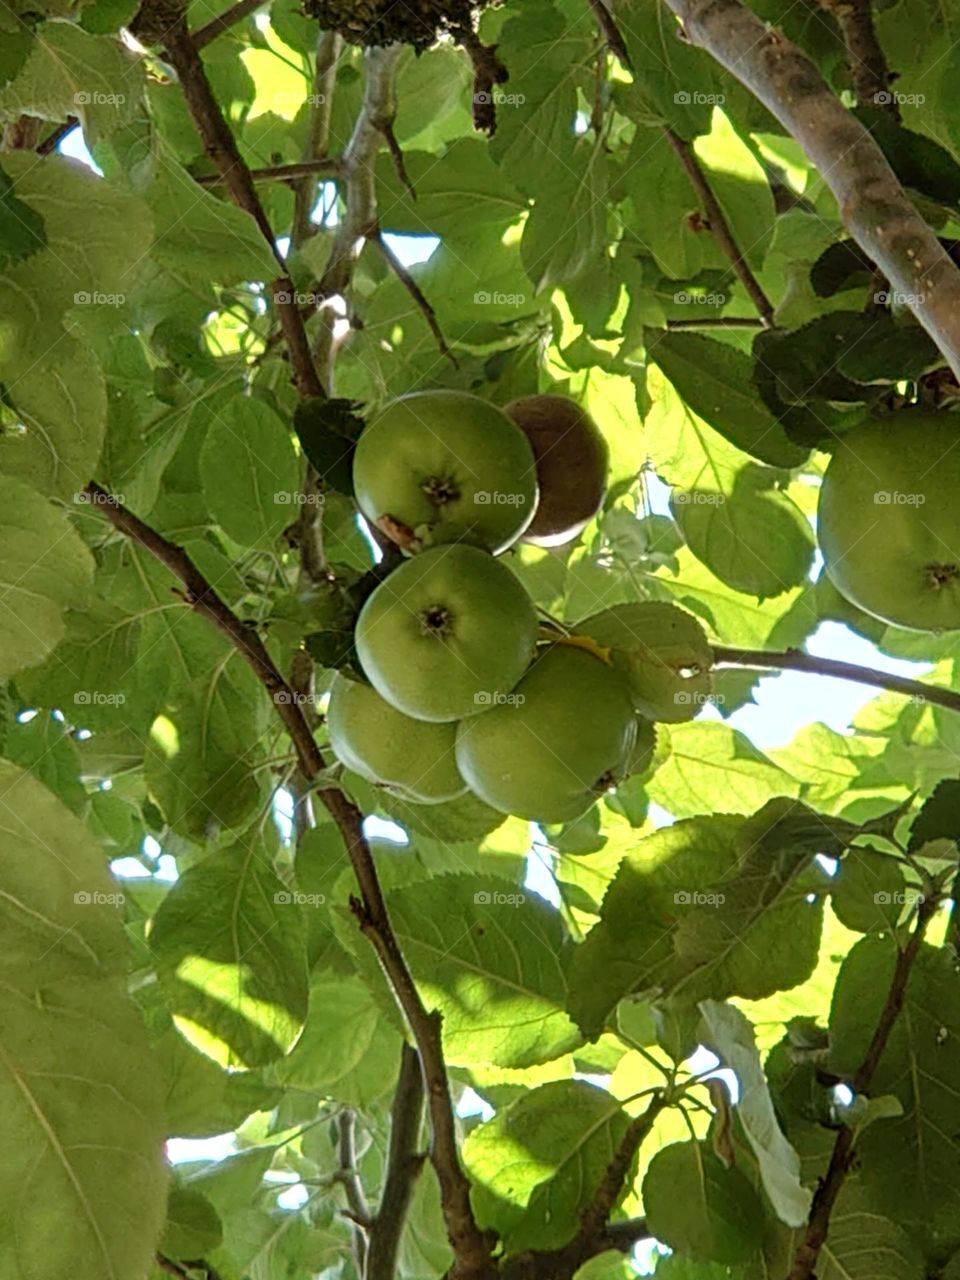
[82,483,496,1280]
[369,228,458,367]
[663,0,960,379]
[818,0,899,117]
[367,1044,427,1280]
[662,127,776,327]
[163,16,325,399]
[711,645,960,716]
[37,118,78,156]
[313,44,403,383]
[666,316,765,329]
[195,158,342,186]
[586,0,634,70]
[192,0,265,48]
[787,894,937,1279]
[338,1109,371,1272]
[292,30,343,247]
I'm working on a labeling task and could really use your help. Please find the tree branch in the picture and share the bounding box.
[501,1094,665,1280]
[292,30,343,248]
[711,645,960,716]
[192,0,265,48]
[37,117,78,156]
[662,127,775,327]
[367,1043,427,1280]
[787,893,938,1279]
[666,316,764,329]
[162,15,325,398]
[818,0,899,117]
[369,228,458,367]
[337,1108,371,1271]
[82,484,496,1280]
[663,0,960,379]
[313,44,403,382]
[587,0,634,71]
[194,158,342,187]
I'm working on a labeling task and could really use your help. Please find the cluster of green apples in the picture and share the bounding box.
[325,389,650,824]
[818,409,960,632]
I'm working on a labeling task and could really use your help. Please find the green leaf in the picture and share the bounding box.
[0,477,93,678]
[376,139,527,241]
[147,157,279,286]
[292,395,364,497]
[0,21,144,144]
[521,144,608,292]
[698,999,812,1226]
[831,847,908,933]
[489,2,594,195]
[162,1186,223,1259]
[568,815,744,1037]
[646,370,815,597]
[829,938,960,1249]
[156,1027,280,1139]
[266,973,382,1091]
[648,329,808,468]
[642,1140,764,1263]
[199,394,300,548]
[0,161,44,268]
[908,776,960,850]
[575,601,715,722]
[646,722,799,817]
[149,842,309,1067]
[353,874,582,1069]
[464,1080,631,1251]
[617,0,721,138]
[0,762,166,1280]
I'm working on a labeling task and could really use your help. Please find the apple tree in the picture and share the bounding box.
[3,1,960,1278]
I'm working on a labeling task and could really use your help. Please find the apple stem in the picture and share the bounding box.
[712,645,960,716]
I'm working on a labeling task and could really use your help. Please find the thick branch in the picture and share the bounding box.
[367,1043,427,1280]
[163,16,325,398]
[501,1095,664,1280]
[663,0,960,378]
[787,894,937,1279]
[83,484,495,1280]
[192,0,265,48]
[663,127,775,327]
[818,0,899,117]
[712,645,960,716]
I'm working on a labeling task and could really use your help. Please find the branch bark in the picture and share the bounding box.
[787,893,937,1279]
[163,15,325,398]
[292,31,343,248]
[192,0,265,48]
[663,0,960,378]
[712,645,960,716]
[337,1108,371,1271]
[313,44,403,382]
[82,484,496,1280]
[818,0,898,117]
[587,0,634,71]
[663,127,775,327]
[367,1043,427,1280]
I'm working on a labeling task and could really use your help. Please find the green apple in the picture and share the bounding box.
[818,410,960,630]
[455,644,638,823]
[355,544,539,722]
[327,675,466,803]
[353,390,538,553]
[505,394,608,547]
